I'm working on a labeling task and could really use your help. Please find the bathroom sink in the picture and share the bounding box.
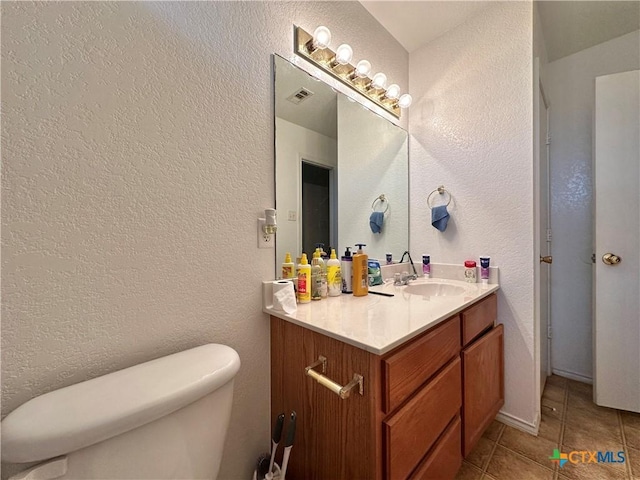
[404,282,468,297]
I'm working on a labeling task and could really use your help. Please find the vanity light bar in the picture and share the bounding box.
[294,26,412,119]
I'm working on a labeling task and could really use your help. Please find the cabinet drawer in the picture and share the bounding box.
[383,316,460,413]
[384,357,462,480]
[462,294,497,346]
[409,416,462,480]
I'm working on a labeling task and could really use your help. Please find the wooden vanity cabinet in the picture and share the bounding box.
[269,293,502,479]
[460,294,504,457]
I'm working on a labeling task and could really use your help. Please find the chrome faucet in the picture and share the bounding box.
[393,251,419,285]
[399,251,418,277]
[394,272,418,286]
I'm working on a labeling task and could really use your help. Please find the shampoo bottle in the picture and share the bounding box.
[341,247,353,293]
[352,244,369,297]
[282,253,295,280]
[297,253,311,304]
[327,249,342,297]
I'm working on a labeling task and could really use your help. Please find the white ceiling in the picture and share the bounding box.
[360,1,494,53]
[360,1,640,61]
[536,1,640,62]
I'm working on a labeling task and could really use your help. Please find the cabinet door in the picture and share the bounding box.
[462,324,504,457]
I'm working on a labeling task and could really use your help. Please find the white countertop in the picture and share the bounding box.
[263,277,499,355]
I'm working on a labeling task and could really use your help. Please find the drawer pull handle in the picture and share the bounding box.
[305,356,364,399]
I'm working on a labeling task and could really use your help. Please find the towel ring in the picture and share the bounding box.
[427,186,451,210]
[371,194,389,213]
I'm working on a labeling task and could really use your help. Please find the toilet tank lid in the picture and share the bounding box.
[1,343,241,464]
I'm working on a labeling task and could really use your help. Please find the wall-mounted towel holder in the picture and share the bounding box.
[427,186,452,209]
[371,194,389,213]
[305,356,364,400]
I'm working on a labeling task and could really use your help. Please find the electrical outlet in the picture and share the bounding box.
[258,219,274,249]
[288,210,297,221]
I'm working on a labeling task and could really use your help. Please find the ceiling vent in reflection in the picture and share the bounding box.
[287,87,314,105]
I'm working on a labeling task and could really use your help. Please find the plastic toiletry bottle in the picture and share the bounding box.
[297,254,311,303]
[479,256,491,285]
[352,244,369,297]
[311,250,322,301]
[386,253,393,265]
[422,254,431,278]
[327,249,342,297]
[317,248,328,298]
[282,253,295,280]
[341,247,353,293]
[464,260,477,283]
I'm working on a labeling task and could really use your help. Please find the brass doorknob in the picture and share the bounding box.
[540,256,553,264]
[602,253,621,265]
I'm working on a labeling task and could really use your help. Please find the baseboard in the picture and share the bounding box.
[552,368,593,384]
[496,410,539,436]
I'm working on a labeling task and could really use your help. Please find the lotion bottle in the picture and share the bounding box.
[282,252,295,280]
[297,253,311,303]
[327,249,342,297]
[341,247,353,293]
[352,244,369,297]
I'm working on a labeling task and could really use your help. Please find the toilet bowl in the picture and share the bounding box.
[1,343,241,480]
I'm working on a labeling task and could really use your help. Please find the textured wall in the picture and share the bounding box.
[408,3,536,427]
[1,2,407,478]
[546,30,640,381]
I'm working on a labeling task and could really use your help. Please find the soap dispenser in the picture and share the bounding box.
[341,247,353,294]
[352,244,369,297]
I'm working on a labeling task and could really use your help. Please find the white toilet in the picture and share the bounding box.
[1,343,240,480]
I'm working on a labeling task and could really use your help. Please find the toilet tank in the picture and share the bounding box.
[1,344,241,480]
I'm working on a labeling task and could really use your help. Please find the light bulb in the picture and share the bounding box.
[398,93,413,109]
[334,44,353,65]
[355,60,372,78]
[312,26,331,50]
[386,84,401,100]
[371,73,387,90]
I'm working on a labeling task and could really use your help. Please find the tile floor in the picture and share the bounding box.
[455,375,640,480]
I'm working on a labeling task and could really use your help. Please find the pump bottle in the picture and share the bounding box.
[352,244,369,297]
[311,249,325,300]
[341,247,353,293]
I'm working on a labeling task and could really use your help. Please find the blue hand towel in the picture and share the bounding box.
[370,211,384,234]
[431,205,450,232]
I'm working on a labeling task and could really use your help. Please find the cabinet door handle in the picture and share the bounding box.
[305,356,364,399]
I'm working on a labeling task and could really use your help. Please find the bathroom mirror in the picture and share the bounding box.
[274,54,408,271]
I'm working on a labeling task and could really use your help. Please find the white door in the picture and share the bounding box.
[535,57,551,399]
[593,70,640,413]
[539,80,551,394]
